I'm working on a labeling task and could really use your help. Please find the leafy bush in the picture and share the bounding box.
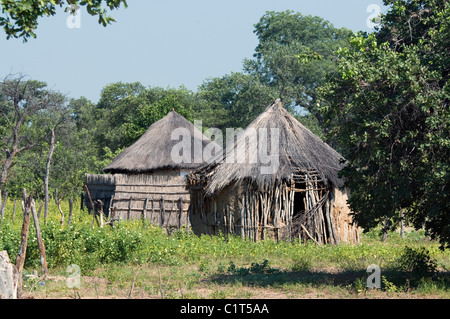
[397,246,437,278]
[227,259,280,276]
[1,198,449,297]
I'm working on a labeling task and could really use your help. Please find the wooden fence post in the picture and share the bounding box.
[178,197,183,230]
[68,198,73,225]
[150,198,154,224]
[12,198,17,222]
[85,185,99,228]
[56,197,64,226]
[142,198,149,226]
[160,196,165,227]
[97,200,104,228]
[30,199,48,276]
[37,202,44,220]
[15,189,32,298]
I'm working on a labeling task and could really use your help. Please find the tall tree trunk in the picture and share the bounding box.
[381,217,391,242]
[0,152,15,192]
[68,198,73,225]
[44,129,55,223]
[0,191,8,222]
[0,151,16,213]
[400,208,405,239]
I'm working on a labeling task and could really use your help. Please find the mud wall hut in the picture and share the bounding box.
[187,100,359,244]
[85,110,218,230]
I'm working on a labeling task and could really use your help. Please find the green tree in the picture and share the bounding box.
[194,11,350,136]
[123,86,195,142]
[244,10,352,120]
[318,0,449,248]
[95,82,198,153]
[94,82,145,154]
[196,72,278,130]
[0,0,128,41]
[0,75,68,196]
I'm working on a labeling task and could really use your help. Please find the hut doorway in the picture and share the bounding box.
[292,184,306,218]
[291,181,307,241]
[291,173,310,226]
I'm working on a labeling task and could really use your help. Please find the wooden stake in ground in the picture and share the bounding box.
[12,198,17,222]
[37,201,44,220]
[44,129,56,223]
[30,198,48,276]
[128,266,141,299]
[68,198,73,225]
[97,200,105,228]
[56,197,64,226]
[85,185,99,228]
[15,189,32,298]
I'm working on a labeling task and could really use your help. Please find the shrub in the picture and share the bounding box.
[397,246,437,280]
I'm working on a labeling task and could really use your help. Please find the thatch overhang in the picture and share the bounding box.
[188,99,346,196]
[104,111,217,174]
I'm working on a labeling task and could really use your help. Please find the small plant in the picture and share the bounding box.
[250,259,270,274]
[382,275,398,293]
[227,261,237,274]
[291,259,312,272]
[227,259,280,276]
[397,246,437,279]
[216,262,226,273]
[347,277,366,295]
[210,290,228,299]
[198,259,209,273]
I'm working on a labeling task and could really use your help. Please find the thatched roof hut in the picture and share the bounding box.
[104,110,212,174]
[187,100,359,244]
[85,110,217,230]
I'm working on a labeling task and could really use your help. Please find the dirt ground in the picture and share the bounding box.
[20,272,447,300]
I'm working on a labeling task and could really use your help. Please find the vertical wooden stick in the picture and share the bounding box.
[97,200,104,228]
[127,196,132,220]
[12,198,17,222]
[68,198,73,225]
[167,200,174,231]
[44,129,56,223]
[37,202,44,220]
[15,189,32,298]
[400,208,405,239]
[30,198,48,276]
[85,185,98,228]
[57,197,64,226]
[160,196,165,227]
[178,197,183,230]
[142,197,149,226]
[150,198,154,224]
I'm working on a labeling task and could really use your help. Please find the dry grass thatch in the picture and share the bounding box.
[104,111,216,174]
[191,99,346,196]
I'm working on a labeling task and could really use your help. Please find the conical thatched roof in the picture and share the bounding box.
[197,99,345,195]
[104,111,216,174]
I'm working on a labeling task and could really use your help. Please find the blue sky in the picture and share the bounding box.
[0,0,387,103]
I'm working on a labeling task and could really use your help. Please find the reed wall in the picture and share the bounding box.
[188,177,359,244]
[85,171,190,229]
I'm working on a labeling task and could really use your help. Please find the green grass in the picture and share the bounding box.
[0,198,449,299]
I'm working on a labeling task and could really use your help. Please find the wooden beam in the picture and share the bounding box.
[30,198,48,276]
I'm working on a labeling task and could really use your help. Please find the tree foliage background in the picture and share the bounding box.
[0,2,448,247]
[318,0,449,248]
